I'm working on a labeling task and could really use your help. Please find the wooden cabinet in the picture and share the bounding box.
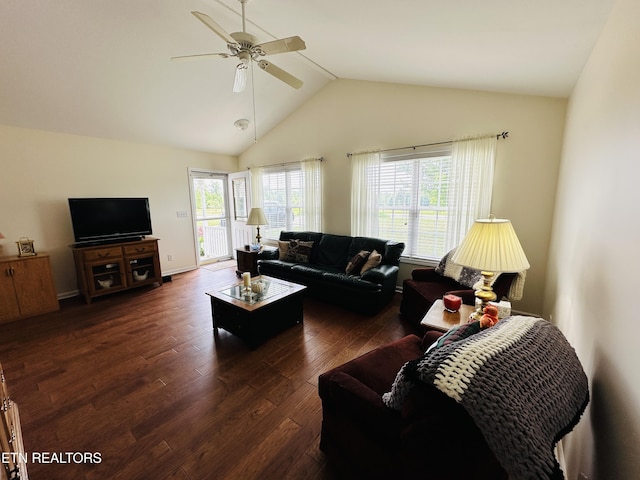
[235,248,260,276]
[235,247,277,277]
[0,254,59,323]
[71,238,162,303]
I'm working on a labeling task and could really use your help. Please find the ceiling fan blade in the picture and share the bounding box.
[191,11,236,45]
[171,52,230,62]
[233,64,248,93]
[255,36,306,56]
[257,60,303,89]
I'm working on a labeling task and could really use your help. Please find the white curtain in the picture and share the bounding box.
[301,158,323,231]
[249,166,263,208]
[445,135,497,251]
[350,151,381,236]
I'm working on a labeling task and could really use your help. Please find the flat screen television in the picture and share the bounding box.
[68,197,153,245]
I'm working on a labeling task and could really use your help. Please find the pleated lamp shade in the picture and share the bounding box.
[451,218,530,273]
[246,208,268,226]
[246,208,268,244]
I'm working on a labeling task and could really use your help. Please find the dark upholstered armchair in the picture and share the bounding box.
[318,331,507,480]
[400,267,517,328]
[319,318,589,480]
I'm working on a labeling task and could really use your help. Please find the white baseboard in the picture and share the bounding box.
[161,265,197,277]
[57,290,79,300]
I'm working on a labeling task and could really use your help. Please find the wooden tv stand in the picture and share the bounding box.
[71,238,162,304]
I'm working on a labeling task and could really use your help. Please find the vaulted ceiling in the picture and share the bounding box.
[0,0,615,156]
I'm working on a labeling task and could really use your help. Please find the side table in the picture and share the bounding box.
[235,248,260,277]
[420,299,476,333]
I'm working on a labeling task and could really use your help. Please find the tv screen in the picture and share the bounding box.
[68,197,153,244]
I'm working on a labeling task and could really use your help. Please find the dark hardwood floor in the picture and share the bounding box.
[0,264,418,480]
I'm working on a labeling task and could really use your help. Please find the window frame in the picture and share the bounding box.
[378,144,453,262]
[260,163,303,240]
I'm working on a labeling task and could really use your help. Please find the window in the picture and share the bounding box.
[261,166,303,239]
[377,147,452,260]
[351,136,496,262]
[252,158,323,240]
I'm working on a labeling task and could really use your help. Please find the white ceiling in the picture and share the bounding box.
[0,0,615,156]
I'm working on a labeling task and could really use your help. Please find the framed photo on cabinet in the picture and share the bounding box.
[16,237,36,257]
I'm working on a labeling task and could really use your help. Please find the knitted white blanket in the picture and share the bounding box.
[382,316,589,479]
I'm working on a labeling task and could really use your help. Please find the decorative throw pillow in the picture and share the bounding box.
[360,249,382,274]
[283,240,314,263]
[345,250,370,275]
[435,248,483,289]
[278,240,290,260]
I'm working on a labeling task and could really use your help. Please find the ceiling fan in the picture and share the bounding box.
[172,0,306,93]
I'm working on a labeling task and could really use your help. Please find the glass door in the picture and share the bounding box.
[228,170,254,252]
[189,170,232,264]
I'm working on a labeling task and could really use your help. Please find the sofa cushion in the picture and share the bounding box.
[360,250,382,274]
[277,240,290,260]
[321,272,381,291]
[383,241,405,266]
[257,259,297,276]
[349,236,388,259]
[345,250,370,275]
[291,263,334,279]
[317,234,353,267]
[279,231,323,263]
[319,334,424,398]
[284,239,314,263]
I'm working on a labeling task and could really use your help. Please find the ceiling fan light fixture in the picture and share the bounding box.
[234,118,250,131]
[179,8,306,92]
[233,64,248,92]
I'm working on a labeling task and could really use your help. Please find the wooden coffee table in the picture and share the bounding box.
[206,275,306,349]
[420,299,476,333]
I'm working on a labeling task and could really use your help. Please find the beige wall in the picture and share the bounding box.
[239,79,567,314]
[544,0,640,477]
[0,125,237,296]
[0,82,567,315]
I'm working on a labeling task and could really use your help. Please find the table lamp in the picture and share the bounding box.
[246,208,268,245]
[451,216,529,320]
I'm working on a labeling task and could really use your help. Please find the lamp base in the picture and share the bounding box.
[470,271,497,321]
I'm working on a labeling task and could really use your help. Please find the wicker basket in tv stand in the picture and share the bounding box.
[71,237,162,304]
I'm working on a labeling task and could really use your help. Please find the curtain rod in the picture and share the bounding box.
[346,131,509,158]
[247,157,324,170]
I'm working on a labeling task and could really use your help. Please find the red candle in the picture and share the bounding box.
[443,294,462,312]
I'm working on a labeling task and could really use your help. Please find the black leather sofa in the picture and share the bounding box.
[257,231,405,315]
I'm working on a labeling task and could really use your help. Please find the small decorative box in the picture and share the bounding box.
[489,300,512,319]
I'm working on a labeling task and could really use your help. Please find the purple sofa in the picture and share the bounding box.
[318,330,507,480]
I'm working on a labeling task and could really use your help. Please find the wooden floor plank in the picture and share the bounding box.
[0,265,418,480]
